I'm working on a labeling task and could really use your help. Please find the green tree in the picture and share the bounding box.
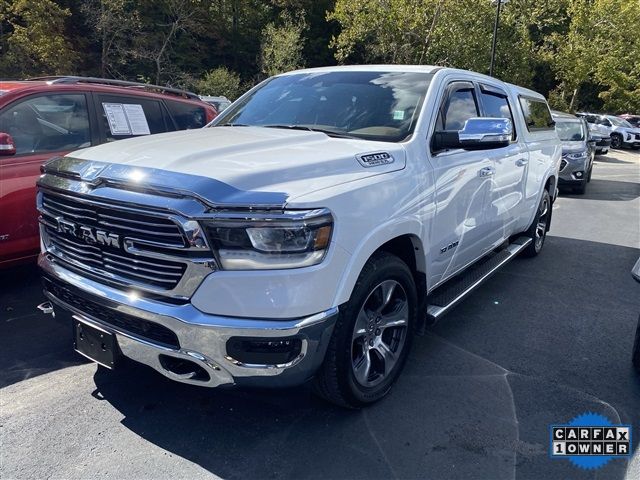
[259,12,305,77]
[328,0,534,85]
[81,0,142,78]
[0,0,77,77]
[196,66,243,99]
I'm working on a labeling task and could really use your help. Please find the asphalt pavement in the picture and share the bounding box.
[1,149,639,480]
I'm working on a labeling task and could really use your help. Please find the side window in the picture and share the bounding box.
[437,85,479,131]
[519,96,554,131]
[96,95,169,142]
[479,85,516,140]
[0,94,90,155]
[165,100,207,130]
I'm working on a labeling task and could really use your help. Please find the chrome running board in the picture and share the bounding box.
[426,236,532,322]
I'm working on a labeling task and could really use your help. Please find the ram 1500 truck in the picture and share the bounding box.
[38,66,561,407]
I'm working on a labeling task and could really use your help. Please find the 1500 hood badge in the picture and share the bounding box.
[356,152,395,168]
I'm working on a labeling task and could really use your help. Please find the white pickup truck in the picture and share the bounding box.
[38,66,561,407]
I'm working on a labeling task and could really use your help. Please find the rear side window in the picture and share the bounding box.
[437,86,479,131]
[479,85,515,139]
[519,97,554,131]
[165,100,207,130]
[96,95,170,142]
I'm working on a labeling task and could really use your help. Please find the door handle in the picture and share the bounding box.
[478,166,495,177]
[516,158,529,167]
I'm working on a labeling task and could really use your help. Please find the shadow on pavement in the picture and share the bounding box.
[87,236,639,480]
[0,264,87,388]
[559,178,640,201]
[594,155,635,165]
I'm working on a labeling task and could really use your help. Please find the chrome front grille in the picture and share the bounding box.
[40,191,189,291]
[41,193,184,246]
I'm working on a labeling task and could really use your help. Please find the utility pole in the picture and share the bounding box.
[489,0,508,77]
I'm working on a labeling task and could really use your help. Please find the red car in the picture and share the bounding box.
[0,76,217,268]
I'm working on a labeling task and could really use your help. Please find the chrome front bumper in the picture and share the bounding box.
[39,254,338,388]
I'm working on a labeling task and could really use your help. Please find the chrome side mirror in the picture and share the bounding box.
[432,117,512,152]
[458,117,513,145]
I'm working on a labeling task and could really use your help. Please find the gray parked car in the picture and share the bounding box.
[553,111,594,194]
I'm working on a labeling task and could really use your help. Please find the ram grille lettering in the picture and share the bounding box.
[56,218,121,248]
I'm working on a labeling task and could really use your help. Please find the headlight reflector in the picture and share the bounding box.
[203,210,333,270]
[566,151,588,160]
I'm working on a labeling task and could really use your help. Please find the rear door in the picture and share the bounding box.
[0,93,93,264]
[477,83,528,246]
[93,94,173,143]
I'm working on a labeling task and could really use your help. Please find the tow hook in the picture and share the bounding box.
[37,301,55,317]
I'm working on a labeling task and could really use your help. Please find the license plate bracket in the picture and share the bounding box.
[73,318,120,369]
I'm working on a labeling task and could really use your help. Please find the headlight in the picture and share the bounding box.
[202,209,333,270]
[566,151,588,160]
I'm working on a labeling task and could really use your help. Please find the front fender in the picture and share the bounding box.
[332,217,426,306]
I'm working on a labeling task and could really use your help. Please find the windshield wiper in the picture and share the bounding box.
[218,123,249,127]
[263,124,358,139]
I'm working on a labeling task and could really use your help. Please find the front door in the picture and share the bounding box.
[427,81,495,287]
[0,93,92,265]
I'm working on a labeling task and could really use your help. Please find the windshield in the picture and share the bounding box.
[212,71,434,142]
[555,120,585,141]
[608,116,633,128]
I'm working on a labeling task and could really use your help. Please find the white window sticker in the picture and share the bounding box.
[103,103,131,135]
[102,103,151,136]
[123,104,150,135]
[393,110,405,120]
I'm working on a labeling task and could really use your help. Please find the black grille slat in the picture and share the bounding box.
[41,191,187,290]
[44,277,180,349]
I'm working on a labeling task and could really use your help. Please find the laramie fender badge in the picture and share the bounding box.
[356,152,394,167]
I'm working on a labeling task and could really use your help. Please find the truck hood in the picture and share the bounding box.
[69,127,406,207]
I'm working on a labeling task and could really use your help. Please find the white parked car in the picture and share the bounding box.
[577,112,640,149]
[38,66,561,407]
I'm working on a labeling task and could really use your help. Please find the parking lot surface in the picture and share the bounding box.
[1,149,639,480]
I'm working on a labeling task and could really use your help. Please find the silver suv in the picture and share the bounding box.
[577,113,640,149]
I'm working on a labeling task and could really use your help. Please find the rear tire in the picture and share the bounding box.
[522,189,551,257]
[313,252,416,408]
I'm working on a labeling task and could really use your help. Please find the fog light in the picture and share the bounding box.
[575,171,583,178]
[227,336,303,365]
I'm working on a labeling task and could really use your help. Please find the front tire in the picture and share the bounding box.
[610,133,622,149]
[313,252,416,408]
[522,189,551,257]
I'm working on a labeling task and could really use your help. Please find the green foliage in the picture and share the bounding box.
[260,12,305,77]
[195,67,243,100]
[0,0,77,77]
[0,0,638,113]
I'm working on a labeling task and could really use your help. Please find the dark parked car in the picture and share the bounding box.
[0,76,217,268]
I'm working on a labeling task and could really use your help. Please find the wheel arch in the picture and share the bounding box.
[333,222,427,307]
